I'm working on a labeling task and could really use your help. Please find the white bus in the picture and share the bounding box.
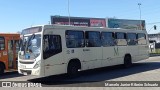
[18,24,149,77]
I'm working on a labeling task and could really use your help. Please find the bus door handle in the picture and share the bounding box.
[83,49,90,51]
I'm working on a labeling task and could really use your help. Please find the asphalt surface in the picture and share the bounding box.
[1,56,160,89]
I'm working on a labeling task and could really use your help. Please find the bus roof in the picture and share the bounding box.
[0,33,20,36]
[22,24,147,35]
[43,24,148,33]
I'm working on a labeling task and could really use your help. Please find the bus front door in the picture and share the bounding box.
[7,40,14,69]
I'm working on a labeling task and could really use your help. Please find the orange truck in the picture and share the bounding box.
[0,33,20,74]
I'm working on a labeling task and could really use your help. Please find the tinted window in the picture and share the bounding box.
[85,31,101,47]
[101,32,115,46]
[138,33,146,45]
[138,33,146,39]
[43,35,62,59]
[115,32,127,46]
[66,30,84,48]
[127,33,137,45]
[0,37,5,50]
[116,32,126,39]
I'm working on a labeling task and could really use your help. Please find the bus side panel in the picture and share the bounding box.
[0,51,6,69]
[82,47,102,69]
[137,34,149,61]
[3,37,9,70]
[126,46,139,62]
[44,53,66,76]
[64,48,85,70]
[113,46,126,65]
[138,44,149,61]
[102,46,115,67]
[0,36,7,69]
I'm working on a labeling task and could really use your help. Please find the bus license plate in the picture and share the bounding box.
[23,72,27,75]
[20,65,26,69]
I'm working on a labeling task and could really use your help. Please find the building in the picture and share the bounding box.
[148,33,160,43]
[106,18,146,30]
[51,15,146,30]
[51,15,106,27]
[148,33,160,53]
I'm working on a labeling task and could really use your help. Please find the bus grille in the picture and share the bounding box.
[19,61,34,64]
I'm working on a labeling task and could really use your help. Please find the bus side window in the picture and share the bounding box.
[138,33,146,45]
[66,30,85,48]
[101,32,115,46]
[0,37,5,50]
[85,31,101,47]
[115,32,127,46]
[127,33,137,45]
[43,35,62,59]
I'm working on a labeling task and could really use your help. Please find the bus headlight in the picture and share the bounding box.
[33,61,41,69]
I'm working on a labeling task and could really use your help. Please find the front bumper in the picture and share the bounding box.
[18,67,40,76]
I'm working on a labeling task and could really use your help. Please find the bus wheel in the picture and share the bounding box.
[67,62,79,78]
[0,64,4,75]
[124,55,132,68]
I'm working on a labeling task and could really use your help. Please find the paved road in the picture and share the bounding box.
[1,56,160,89]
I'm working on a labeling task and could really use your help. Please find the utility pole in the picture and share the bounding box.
[68,0,71,25]
[138,3,142,30]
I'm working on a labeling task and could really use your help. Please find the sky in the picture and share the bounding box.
[0,0,160,34]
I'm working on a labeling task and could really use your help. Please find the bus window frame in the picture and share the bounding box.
[101,31,115,47]
[137,33,147,45]
[65,30,85,48]
[85,31,101,47]
[43,34,62,59]
[115,32,127,46]
[0,36,5,51]
[127,33,137,45]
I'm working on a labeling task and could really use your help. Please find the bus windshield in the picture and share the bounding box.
[19,34,41,60]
